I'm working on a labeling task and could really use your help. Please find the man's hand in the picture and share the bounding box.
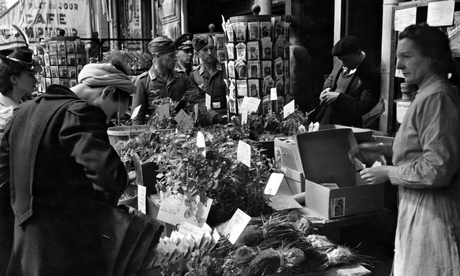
[319,88,339,105]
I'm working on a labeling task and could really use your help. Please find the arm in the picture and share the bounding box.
[180,74,202,104]
[132,76,148,125]
[362,92,460,188]
[60,103,128,205]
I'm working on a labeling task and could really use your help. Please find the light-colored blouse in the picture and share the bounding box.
[0,94,18,141]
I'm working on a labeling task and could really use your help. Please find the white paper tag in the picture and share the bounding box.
[237,140,251,167]
[270,87,277,101]
[264,173,284,195]
[157,193,213,227]
[283,100,295,118]
[197,131,206,157]
[178,221,206,241]
[131,105,141,120]
[156,103,170,121]
[222,208,252,244]
[205,94,211,110]
[241,110,248,125]
[137,185,147,214]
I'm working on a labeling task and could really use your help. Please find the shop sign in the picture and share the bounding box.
[0,0,91,41]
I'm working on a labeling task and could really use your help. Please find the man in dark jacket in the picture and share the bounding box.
[0,62,135,275]
[189,34,227,124]
[132,36,200,125]
[318,36,380,127]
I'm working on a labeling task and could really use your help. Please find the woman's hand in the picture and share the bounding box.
[349,142,388,167]
[359,166,390,185]
[319,88,339,105]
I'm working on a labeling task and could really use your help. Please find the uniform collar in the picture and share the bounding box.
[199,60,222,75]
[149,65,179,80]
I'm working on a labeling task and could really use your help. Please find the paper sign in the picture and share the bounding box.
[194,104,199,122]
[197,131,206,148]
[131,105,141,120]
[264,173,285,195]
[237,140,251,167]
[283,100,295,118]
[270,87,277,101]
[174,109,194,131]
[178,221,206,241]
[246,97,261,113]
[394,7,416,31]
[241,110,248,125]
[137,185,147,214]
[197,131,206,157]
[205,94,211,110]
[157,193,213,227]
[427,1,455,27]
[156,103,170,121]
[222,208,252,244]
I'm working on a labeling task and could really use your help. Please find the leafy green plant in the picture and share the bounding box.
[153,127,278,224]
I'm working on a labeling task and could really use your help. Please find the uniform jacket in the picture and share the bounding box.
[189,61,227,115]
[132,66,200,125]
[0,85,127,276]
[321,54,380,127]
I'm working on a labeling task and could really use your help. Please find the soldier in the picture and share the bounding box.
[132,36,200,125]
[174,32,194,75]
[190,34,227,124]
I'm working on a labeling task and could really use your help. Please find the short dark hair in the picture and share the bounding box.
[399,23,454,78]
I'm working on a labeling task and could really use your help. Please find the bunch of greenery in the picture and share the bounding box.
[154,127,278,225]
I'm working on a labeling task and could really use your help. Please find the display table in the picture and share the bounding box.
[297,206,392,243]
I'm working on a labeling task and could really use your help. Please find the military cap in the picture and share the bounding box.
[331,36,361,57]
[192,35,213,52]
[175,33,193,50]
[148,36,176,55]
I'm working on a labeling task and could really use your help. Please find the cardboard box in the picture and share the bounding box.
[305,176,384,219]
[274,137,303,173]
[297,129,384,218]
[318,124,373,143]
[280,165,305,194]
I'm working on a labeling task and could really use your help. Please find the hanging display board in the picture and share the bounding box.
[35,37,85,90]
[221,15,290,116]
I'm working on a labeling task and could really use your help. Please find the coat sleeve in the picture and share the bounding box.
[180,74,202,104]
[59,103,128,205]
[0,121,13,274]
[389,92,460,188]
[333,65,380,126]
[132,75,148,125]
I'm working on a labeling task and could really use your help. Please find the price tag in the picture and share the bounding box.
[427,1,454,27]
[237,140,251,167]
[137,185,147,214]
[194,104,199,122]
[174,109,194,130]
[264,173,285,195]
[131,105,141,119]
[178,221,206,241]
[197,131,206,157]
[270,87,277,101]
[246,97,261,113]
[157,193,213,227]
[283,100,295,118]
[241,110,248,125]
[205,94,211,110]
[222,209,251,244]
[156,103,170,121]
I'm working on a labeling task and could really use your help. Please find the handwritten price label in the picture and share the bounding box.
[157,193,212,227]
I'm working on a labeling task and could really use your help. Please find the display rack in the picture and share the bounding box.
[35,37,86,90]
[222,13,290,115]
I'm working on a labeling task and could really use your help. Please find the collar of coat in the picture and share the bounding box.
[148,66,179,80]
[198,60,222,76]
